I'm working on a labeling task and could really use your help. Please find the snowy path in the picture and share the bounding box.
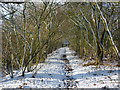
[0,47,119,89]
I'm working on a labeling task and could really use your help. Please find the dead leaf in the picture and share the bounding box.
[23,83,27,85]
[19,85,22,89]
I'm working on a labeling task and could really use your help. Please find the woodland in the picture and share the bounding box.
[1,1,120,79]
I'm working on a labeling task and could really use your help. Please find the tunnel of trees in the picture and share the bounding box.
[0,1,120,78]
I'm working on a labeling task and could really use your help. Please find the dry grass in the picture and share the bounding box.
[83,62,97,66]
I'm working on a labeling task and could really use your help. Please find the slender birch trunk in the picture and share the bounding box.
[21,3,27,76]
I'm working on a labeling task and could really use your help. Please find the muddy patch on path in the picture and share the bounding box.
[62,54,77,88]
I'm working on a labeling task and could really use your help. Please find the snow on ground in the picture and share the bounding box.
[66,47,120,88]
[0,47,119,89]
[0,47,66,89]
